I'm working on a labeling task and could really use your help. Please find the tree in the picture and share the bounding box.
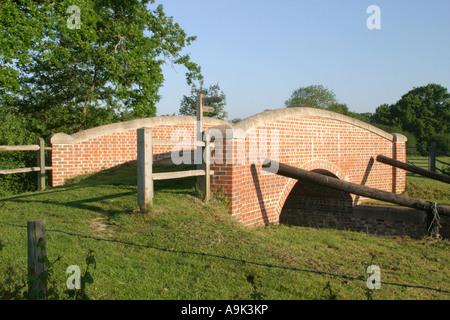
[179,82,227,120]
[0,0,202,136]
[327,103,370,123]
[285,85,338,109]
[372,84,450,147]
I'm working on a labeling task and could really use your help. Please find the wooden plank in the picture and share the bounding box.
[202,106,215,113]
[137,128,153,212]
[0,167,53,175]
[0,145,40,151]
[152,140,207,147]
[27,220,47,299]
[152,169,212,181]
[202,97,223,104]
[377,155,450,184]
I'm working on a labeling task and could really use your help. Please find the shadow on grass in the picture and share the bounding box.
[65,160,199,191]
[1,160,202,217]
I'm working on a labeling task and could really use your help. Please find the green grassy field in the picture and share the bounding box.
[1,162,449,300]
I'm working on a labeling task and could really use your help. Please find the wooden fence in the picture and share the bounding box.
[0,138,52,191]
[406,142,450,174]
[137,127,214,212]
[137,91,219,212]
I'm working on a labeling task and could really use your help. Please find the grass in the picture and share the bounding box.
[0,161,449,300]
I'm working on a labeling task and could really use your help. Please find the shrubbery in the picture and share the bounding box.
[0,109,39,196]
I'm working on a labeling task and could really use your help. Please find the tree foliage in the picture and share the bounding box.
[285,85,338,109]
[327,103,369,123]
[179,82,227,120]
[372,84,450,148]
[284,85,369,123]
[0,0,202,137]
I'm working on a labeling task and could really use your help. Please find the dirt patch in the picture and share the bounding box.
[90,217,113,237]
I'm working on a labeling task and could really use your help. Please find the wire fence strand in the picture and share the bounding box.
[1,220,449,294]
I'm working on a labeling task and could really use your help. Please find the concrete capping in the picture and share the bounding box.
[392,133,408,143]
[216,107,396,141]
[206,124,234,141]
[47,133,74,145]
[51,116,230,144]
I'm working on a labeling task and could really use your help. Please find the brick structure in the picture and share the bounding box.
[208,108,407,229]
[48,108,430,236]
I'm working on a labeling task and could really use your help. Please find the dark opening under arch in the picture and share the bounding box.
[280,169,353,229]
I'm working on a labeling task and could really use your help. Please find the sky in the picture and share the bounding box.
[153,0,450,121]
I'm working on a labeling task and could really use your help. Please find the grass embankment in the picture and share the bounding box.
[0,162,449,300]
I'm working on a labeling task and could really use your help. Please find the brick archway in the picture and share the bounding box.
[274,160,350,223]
[279,165,354,229]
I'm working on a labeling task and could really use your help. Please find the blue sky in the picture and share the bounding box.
[154,0,450,121]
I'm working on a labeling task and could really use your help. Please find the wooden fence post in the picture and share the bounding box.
[137,127,153,212]
[37,138,46,191]
[199,132,211,202]
[195,91,203,166]
[429,142,436,172]
[27,220,47,299]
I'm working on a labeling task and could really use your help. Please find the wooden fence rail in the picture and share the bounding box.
[0,138,52,191]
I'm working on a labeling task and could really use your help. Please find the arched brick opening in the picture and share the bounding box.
[279,169,354,229]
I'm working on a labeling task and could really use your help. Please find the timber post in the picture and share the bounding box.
[137,127,153,212]
[27,219,47,299]
[37,138,46,191]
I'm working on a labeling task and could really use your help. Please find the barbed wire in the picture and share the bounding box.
[1,220,449,294]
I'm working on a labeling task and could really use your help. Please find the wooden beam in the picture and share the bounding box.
[199,132,211,201]
[377,155,450,184]
[137,128,153,212]
[195,91,203,165]
[202,106,215,113]
[0,167,53,175]
[202,97,223,104]
[0,145,40,151]
[262,159,450,217]
[37,138,46,191]
[152,169,214,181]
[151,140,207,147]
